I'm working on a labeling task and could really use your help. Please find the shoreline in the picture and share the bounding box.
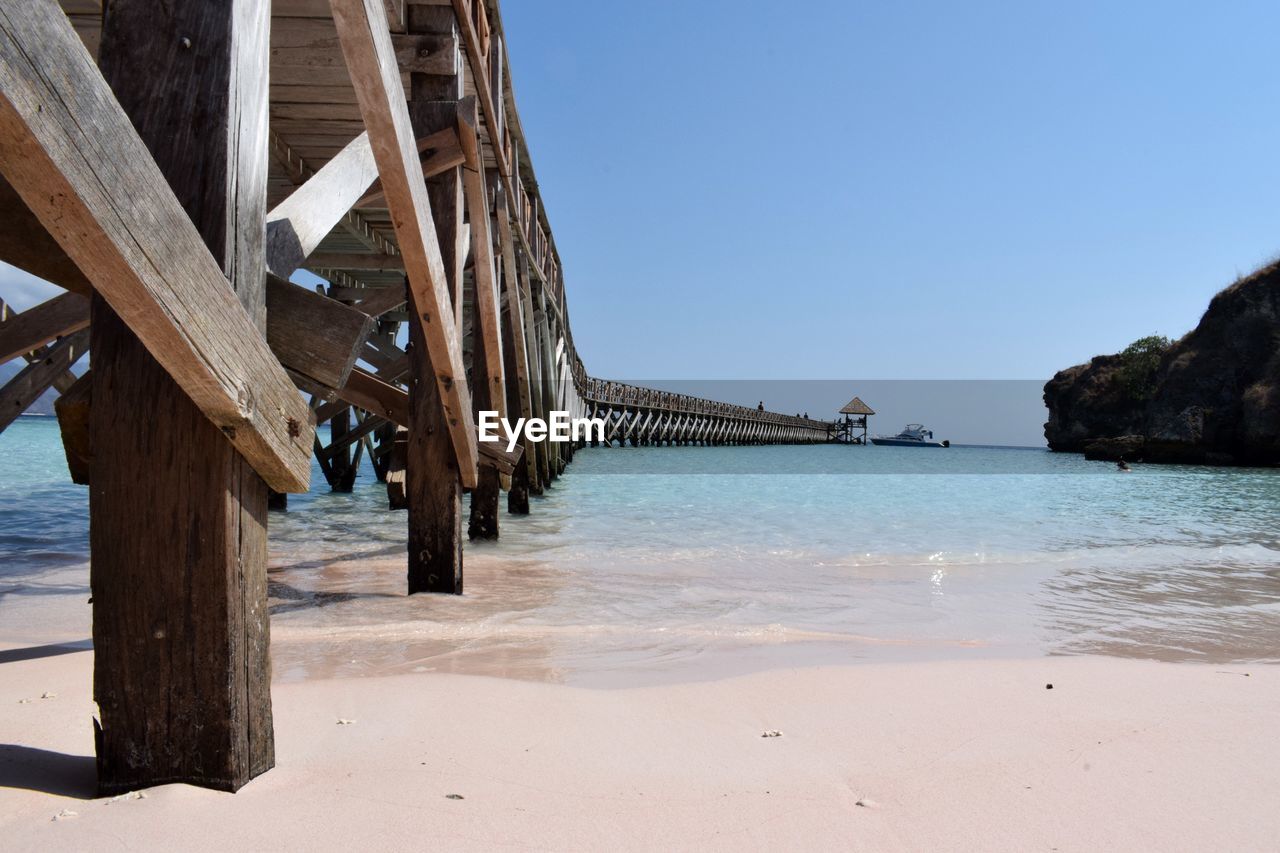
[1,647,1275,851]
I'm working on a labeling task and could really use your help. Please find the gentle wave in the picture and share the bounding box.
[5,417,1280,684]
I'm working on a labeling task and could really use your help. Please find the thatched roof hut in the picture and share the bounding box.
[839,397,875,416]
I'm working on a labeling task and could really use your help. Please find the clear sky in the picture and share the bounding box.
[501,0,1280,380]
[5,0,1278,393]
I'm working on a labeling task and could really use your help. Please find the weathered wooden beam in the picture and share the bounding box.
[359,339,410,382]
[268,129,398,260]
[385,424,408,509]
[318,410,385,461]
[0,0,313,493]
[53,369,90,484]
[0,327,87,431]
[454,99,503,539]
[0,291,89,364]
[339,366,407,424]
[316,364,518,471]
[35,280,377,433]
[456,97,505,421]
[270,17,457,75]
[370,418,395,481]
[494,178,538,498]
[0,175,92,295]
[446,2,556,290]
[265,132,381,277]
[351,285,408,317]
[353,125,466,208]
[319,407,362,490]
[266,274,373,391]
[520,260,549,490]
[332,0,477,489]
[399,3,468,593]
[83,0,278,795]
[305,252,405,271]
[477,431,521,476]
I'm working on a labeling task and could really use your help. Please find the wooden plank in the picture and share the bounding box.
[446,0,554,293]
[323,364,515,470]
[0,291,89,364]
[0,328,87,431]
[0,175,92,295]
[53,369,89,484]
[385,424,408,509]
[459,99,502,539]
[354,336,409,382]
[351,285,407,316]
[271,102,365,121]
[383,0,406,32]
[339,365,408,423]
[267,129,399,260]
[520,261,549,490]
[265,274,373,390]
[265,131,380,277]
[271,17,457,74]
[271,118,367,135]
[331,0,477,488]
[0,0,313,493]
[319,406,361,489]
[393,33,459,74]
[1,277,374,411]
[271,84,361,104]
[499,273,529,511]
[477,425,522,475]
[456,96,505,421]
[306,252,405,270]
[318,409,384,460]
[494,176,537,495]
[353,126,465,208]
[375,350,409,382]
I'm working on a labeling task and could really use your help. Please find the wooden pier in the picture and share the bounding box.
[0,0,837,792]
[585,379,831,446]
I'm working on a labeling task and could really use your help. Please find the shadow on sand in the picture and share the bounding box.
[0,745,96,799]
[0,640,92,665]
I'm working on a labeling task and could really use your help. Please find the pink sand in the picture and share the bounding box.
[2,646,1276,851]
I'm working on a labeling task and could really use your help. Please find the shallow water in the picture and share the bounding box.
[3,416,1279,686]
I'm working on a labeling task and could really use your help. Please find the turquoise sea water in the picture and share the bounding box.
[3,415,1280,684]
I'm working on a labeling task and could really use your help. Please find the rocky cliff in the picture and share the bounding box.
[1044,260,1280,465]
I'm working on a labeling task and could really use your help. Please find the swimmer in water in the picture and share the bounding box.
[1117,456,1131,471]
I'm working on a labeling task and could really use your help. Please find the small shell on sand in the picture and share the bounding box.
[761,730,783,738]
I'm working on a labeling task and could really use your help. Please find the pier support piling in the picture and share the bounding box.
[89,0,275,793]
[404,4,465,592]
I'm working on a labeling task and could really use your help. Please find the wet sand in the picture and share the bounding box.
[1,646,1276,851]
[265,551,1006,687]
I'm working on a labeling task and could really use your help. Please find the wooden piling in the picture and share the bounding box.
[89,0,275,793]
[404,3,464,592]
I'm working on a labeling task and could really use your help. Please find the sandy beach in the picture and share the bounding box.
[4,0,1280,849]
[2,643,1276,852]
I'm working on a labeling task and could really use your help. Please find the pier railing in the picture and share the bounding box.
[584,378,831,428]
